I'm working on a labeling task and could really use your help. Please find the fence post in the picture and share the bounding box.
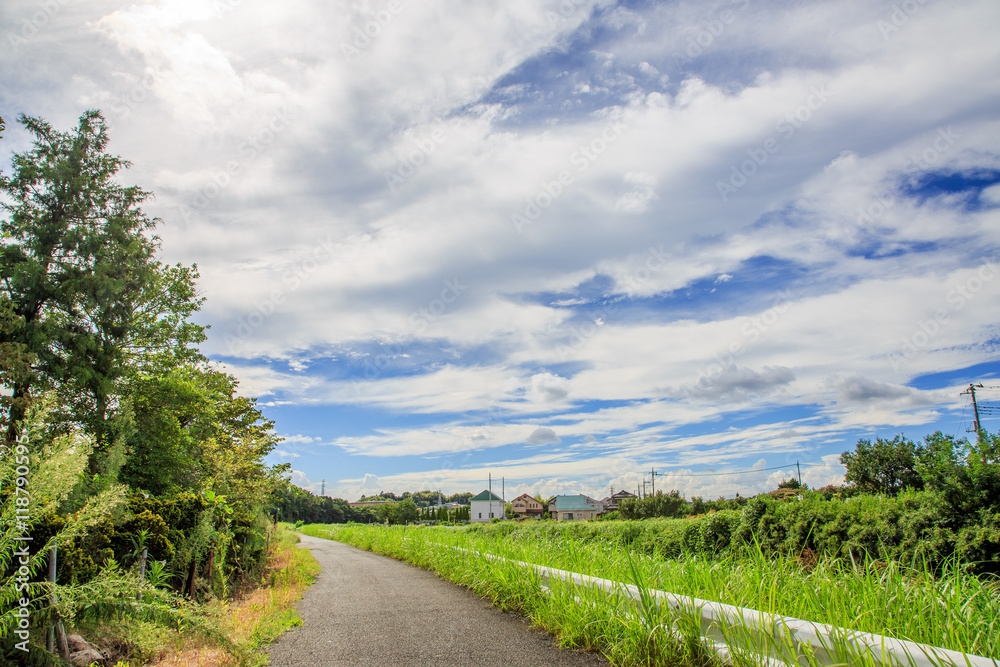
[47,545,69,659]
[137,547,148,600]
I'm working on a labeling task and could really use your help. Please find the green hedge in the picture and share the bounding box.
[468,489,1000,574]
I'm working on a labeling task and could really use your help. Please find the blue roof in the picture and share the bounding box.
[552,495,596,511]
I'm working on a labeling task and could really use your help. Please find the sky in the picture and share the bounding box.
[2,0,999,503]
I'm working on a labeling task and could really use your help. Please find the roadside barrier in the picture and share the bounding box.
[457,547,998,667]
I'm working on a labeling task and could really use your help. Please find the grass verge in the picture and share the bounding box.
[302,522,999,667]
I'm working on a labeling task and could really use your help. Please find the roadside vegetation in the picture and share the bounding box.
[0,112,312,664]
[303,520,999,666]
[140,523,319,667]
[300,429,1000,666]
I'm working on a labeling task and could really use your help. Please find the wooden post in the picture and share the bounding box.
[47,545,69,659]
[138,547,148,600]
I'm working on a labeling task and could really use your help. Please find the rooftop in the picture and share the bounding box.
[551,495,597,511]
[470,490,505,502]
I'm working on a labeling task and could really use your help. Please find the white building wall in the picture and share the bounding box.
[470,499,505,522]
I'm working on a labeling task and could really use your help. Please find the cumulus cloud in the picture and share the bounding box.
[286,470,319,494]
[830,374,916,402]
[529,372,570,402]
[526,427,561,445]
[692,366,796,401]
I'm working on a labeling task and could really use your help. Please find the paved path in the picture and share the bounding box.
[266,533,609,667]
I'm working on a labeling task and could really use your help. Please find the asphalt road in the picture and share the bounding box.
[266,533,610,667]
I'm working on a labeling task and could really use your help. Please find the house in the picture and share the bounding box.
[510,493,544,518]
[470,490,506,522]
[548,495,599,522]
[599,489,637,513]
[582,495,606,515]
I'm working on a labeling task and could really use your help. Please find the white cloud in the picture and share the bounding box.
[4,0,998,499]
[280,434,322,445]
[526,427,561,445]
[529,372,570,402]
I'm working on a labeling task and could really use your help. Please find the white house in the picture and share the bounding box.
[470,490,505,522]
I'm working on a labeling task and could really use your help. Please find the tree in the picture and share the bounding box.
[120,363,282,500]
[840,435,925,495]
[396,498,419,524]
[0,297,33,430]
[915,430,1000,517]
[619,489,689,520]
[446,492,472,505]
[0,111,204,470]
[0,116,35,435]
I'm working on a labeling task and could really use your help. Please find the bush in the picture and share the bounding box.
[697,510,740,554]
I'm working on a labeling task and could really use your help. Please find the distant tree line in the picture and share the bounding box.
[617,479,808,520]
[419,505,471,522]
[271,483,376,524]
[272,487,474,525]
[357,490,473,507]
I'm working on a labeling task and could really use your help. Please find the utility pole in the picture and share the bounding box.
[796,462,801,487]
[320,479,325,497]
[650,468,658,496]
[642,480,648,498]
[962,383,984,441]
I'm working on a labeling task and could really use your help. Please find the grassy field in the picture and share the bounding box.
[302,521,999,667]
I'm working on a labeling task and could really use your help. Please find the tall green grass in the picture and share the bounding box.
[301,523,1000,666]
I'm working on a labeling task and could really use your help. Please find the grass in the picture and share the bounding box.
[110,522,320,667]
[302,522,1000,667]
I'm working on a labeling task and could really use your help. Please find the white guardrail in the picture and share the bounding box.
[457,547,997,667]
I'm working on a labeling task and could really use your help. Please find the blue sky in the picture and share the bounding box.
[2,0,999,501]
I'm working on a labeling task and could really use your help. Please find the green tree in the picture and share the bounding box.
[446,492,472,505]
[840,435,925,495]
[0,116,35,432]
[375,502,397,524]
[0,111,203,469]
[396,498,419,524]
[121,363,282,498]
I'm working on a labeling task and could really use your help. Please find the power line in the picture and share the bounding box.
[654,462,820,478]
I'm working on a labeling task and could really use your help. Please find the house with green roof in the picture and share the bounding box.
[470,490,505,522]
[548,495,599,522]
